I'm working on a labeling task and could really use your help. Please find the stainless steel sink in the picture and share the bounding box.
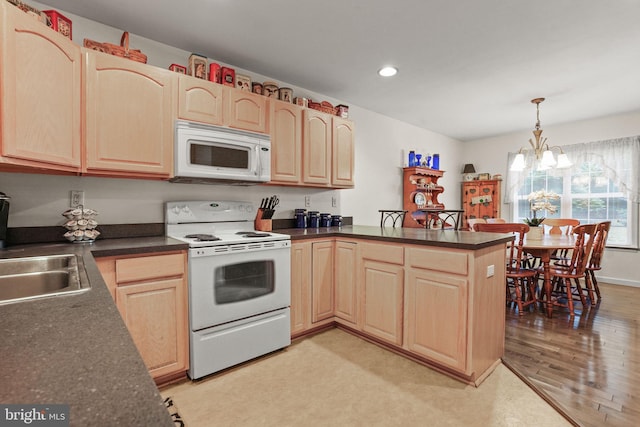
[0,254,90,305]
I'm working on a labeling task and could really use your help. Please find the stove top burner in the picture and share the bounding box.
[184,233,221,241]
[236,231,271,238]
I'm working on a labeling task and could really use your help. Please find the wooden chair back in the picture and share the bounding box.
[473,222,529,271]
[588,221,611,270]
[486,218,506,224]
[466,218,486,231]
[565,224,597,275]
[541,218,580,235]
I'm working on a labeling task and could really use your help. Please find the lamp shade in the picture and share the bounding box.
[462,164,476,174]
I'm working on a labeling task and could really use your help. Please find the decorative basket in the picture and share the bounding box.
[308,100,338,115]
[83,32,147,64]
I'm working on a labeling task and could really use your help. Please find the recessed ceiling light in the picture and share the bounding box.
[378,66,398,77]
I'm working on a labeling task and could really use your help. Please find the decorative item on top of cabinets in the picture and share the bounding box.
[402,167,445,228]
[462,163,476,181]
[461,179,501,230]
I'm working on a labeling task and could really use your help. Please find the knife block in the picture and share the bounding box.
[254,209,272,232]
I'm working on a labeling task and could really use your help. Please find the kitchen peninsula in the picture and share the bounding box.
[285,225,511,386]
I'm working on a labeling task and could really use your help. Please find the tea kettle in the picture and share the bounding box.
[0,192,9,249]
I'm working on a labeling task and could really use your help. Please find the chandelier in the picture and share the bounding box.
[510,98,572,171]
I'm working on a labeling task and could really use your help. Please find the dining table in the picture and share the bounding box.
[522,234,576,317]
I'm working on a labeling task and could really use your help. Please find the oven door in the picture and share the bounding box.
[188,240,291,331]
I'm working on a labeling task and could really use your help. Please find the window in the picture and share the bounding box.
[507,136,640,248]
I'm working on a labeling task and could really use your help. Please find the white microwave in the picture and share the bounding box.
[171,121,271,184]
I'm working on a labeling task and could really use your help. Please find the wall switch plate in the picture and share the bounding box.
[304,196,311,207]
[486,264,495,278]
[70,190,84,208]
[331,196,337,207]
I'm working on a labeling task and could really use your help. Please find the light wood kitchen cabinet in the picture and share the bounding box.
[311,240,335,323]
[95,251,189,383]
[405,244,506,382]
[0,1,81,172]
[270,100,303,184]
[290,241,312,336]
[178,75,224,125]
[225,87,269,134]
[360,242,404,346]
[461,180,501,229]
[332,117,355,188]
[83,50,176,178]
[334,240,358,326]
[302,109,332,186]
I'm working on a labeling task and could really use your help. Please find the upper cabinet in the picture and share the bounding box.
[302,109,332,186]
[332,117,355,188]
[83,50,177,178]
[178,76,224,126]
[0,1,81,172]
[270,100,303,184]
[224,87,269,134]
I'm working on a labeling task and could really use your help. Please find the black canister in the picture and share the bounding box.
[331,215,343,227]
[308,211,320,228]
[0,192,10,248]
[294,209,307,228]
[320,213,331,227]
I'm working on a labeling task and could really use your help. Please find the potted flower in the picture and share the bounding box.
[525,190,560,237]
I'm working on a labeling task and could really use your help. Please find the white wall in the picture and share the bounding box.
[2,2,463,228]
[461,111,640,287]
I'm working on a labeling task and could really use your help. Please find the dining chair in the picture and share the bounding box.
[538,218,581,266]
[584,221,611,305]
[379,210,407,227]
[474,222,538,315]
[486,218,506,224]
[466,218,486,231]
[547,224,596,316]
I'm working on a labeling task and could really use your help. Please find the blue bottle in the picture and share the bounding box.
[408,151,416,167]
[433,153,440,170]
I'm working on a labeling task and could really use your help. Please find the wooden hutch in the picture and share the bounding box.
[402,167,445,228]
[461,179,501,229]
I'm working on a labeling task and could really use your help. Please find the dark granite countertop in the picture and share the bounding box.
[0,225,508,426]
[0,237,186,427]
[280,225,513,250]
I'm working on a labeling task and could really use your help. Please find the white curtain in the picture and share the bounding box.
[505,135,640,203]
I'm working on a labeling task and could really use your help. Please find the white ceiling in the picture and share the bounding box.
[42,0,640,141]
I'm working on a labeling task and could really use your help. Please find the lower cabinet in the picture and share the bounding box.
[360,242,404,346]
[96,251,189,383]
[311,240,335,323]
[334,240,358,326]
[289,237,506,385]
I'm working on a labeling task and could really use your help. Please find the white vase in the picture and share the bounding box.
[527,226,543,240]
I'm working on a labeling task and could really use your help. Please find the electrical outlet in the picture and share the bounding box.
[70,190,84,208]
[331,196,337,207]
[486,264,495,278]
[304,196,311,207]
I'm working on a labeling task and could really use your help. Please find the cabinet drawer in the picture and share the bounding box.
[116,253,185,283]
[360,242,404,265]
[407,247,468,276]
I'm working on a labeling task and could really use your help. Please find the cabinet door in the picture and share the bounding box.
[270,101,303,184]
[361,259,404,345]
[116,278,188,379]
[290,241,312,335]
[302,109,331,186]
[311,241,334,322]
[334,240,358,325]
[84,51,176,177]
[406,269,468,371]
[225,88,269,133]
[178,76,224,125]
[462,181,500,228]
[332,117,355,188]
[0,2,81,171]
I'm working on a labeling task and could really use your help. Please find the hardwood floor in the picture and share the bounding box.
[503,282,640,427]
